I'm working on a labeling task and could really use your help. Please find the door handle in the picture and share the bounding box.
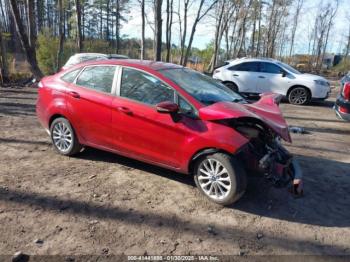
[233,74,239,77]
[117,106,133,115]
[68,91,80,98]
[258,76,265,79]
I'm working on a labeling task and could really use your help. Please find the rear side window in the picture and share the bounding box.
[61,69,80,83]
[75,66,116,93]
[260,62,283,74]
[229,62,259,72]
[120,68,174,105]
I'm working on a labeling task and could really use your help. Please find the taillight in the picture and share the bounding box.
[339,106,349,114]
[342,83,350,101]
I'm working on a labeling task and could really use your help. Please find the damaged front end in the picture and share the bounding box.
[199,93,303,196]
[233,118,303,196]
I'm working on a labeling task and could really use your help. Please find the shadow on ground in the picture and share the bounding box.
[74,148,350,228]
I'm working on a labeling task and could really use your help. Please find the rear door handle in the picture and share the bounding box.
[69,91,80,98]
[258,76,265,79]
[117,106,133,115]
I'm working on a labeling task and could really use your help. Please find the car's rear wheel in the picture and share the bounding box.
[194,153,247,205]
[288,87,310,105]
[223,82,238,92]
[50,117,82,156]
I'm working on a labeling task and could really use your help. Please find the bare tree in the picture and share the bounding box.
[289,0,304,58]
[0,23,9,84]
[154,0,163,61]
[183,0,218,66]
[344,22,350,58]
[165,0,174,62]
[9,0,43,79]
[75,0,83,51]
[140,0,145,59]
[56,0,64,70]
[179,0,189,64]
[311,1,338,72]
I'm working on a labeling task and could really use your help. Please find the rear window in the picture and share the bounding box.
[61,69,80,83]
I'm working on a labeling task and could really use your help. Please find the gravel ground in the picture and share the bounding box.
[0,85,349,258]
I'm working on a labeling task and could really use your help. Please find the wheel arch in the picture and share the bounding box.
[187,147,233,175]
[222,80,238,88]
[287,85,312,97]
[49,113,66,128]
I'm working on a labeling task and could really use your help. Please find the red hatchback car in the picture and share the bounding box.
[36,59,302,205]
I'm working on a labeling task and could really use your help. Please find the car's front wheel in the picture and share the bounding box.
[50,117,82,156]
[194,153,247,205]
[288,87,310,105]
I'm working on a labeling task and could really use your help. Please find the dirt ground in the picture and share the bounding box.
[0,84,349,258]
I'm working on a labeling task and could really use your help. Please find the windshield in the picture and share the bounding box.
[160,68,245,106]
[277,62,301,75]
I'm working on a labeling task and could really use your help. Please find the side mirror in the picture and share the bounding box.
[156,101,179,114]
[281,71,287,77]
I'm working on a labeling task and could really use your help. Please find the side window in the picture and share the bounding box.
[120,68,175,105]
[229,62,259,72]
[75,66,116,93]
[260,62,282,74]
[178,96,195,116]
[61,69,80,83]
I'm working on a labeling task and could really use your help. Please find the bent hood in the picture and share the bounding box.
[199,93,292,142]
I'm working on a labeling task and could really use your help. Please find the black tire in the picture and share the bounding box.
[288,87,311,105]
[194,153,247,206]
[50,117,82,156]
[223,82,239,93]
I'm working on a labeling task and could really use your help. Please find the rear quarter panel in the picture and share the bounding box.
[36,76,68,130]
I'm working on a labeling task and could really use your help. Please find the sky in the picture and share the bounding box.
[120,0,350,55]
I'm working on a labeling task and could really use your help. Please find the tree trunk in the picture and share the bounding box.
[56,0,64,71]
[115,0,120,53]
[106,0,110,42]
[165,0,173,62]
[154,0,163,61]
[9,0,43,79]
[183,0,217,66]
[255,0,262,57]
[140,0,145,59]
[289,0,303,58]
[75,0,83,52]
[0,25,9,84]
[180,0,189,64]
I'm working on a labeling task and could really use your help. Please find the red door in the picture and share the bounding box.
[66,65,117,149]
[111,67,194,168]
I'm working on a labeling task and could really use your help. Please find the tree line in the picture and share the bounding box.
[0,0,346,82]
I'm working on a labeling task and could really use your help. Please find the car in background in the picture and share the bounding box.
[60,53,129,71]
[335,82,350,121]
[36,59,302,205]
[340,72,350,87]
[213,58,331,105]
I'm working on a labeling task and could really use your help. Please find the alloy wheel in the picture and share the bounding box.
[197,158,232,200]
[52,121,73,153]
[289,88,308,105]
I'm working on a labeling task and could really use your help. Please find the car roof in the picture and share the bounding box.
[225,57,279,64]
[71,53,107,58]
[69,59,184,71]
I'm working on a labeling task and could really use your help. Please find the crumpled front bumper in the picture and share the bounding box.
[244,140,304,196]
